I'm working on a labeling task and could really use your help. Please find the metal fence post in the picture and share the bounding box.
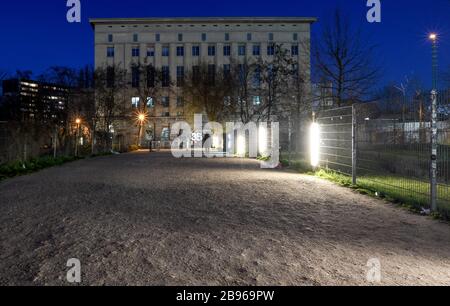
[430,90,438,212]
[352,104,357,185]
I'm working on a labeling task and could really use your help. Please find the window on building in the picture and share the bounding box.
[107,47,115,58]
[293,33,298,41]
[269,33,274,41]
[253,44,261,56]
[162,46,170,57]
[161,127,170,140]
[147,65,155,87]
[156,33,160,42]
[147,46,155,57]
[132,47,140,57]
[177,66,185,87]
[108,34,113,43]
[161,96,170,108]
[225,33,230,41]
[208,45,216,56]
[106,67,115,88]
[178,33,183,42]
[147,97,155,108]
[267,44,275,56]
[223,45,231,56]
[202,33,207,41]
[162,66,170,87]
[291,45,299,56]
[247,33,252,41]
[252,96,261,106]
[133,34,139,42]
[177,97,184,107]
[238,45,246,56]
[176,46,184,57]
[132,67,140,87]
[131,97,140,108]
[192,45,200,56]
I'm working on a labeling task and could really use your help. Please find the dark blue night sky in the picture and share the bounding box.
[0,0,449,88]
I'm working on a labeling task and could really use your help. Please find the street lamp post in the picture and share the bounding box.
[429,33,438,212]
[75,118,81,157]
[137,113,146,148]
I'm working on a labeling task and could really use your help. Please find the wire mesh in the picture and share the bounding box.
[316,106,353,175]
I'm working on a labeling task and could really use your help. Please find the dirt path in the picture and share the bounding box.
[0,151,449,285]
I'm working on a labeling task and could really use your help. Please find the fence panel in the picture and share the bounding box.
[354,101,431,209]
[316,106,353,175]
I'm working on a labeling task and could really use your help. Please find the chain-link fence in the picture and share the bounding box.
[310,90,450,219]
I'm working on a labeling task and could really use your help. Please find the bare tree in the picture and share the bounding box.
[94,65,127,152]
[314,9,381,106]
[259,44,294,120]
[130,61,171,144]
[182,62,234,123]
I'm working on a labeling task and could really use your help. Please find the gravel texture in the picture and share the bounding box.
[0,151,450,286]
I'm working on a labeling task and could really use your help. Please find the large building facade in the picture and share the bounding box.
[90,17,316,149]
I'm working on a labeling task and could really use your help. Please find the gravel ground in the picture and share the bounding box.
[0,151,450,286]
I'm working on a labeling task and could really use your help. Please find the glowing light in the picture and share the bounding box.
[259,125,268,155]
[138,114,146,122]
[429,33,437,41]
[237,135,246,156]
[212,135,220,149]
[310,122,321,167]
[75,118,81,125]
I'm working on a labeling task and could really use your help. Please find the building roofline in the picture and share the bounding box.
[89,16,317,28]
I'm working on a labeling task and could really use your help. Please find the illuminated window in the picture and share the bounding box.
[131,97,140,108]
[161,128,170,140]
[253,96,261,105]
[147,97,154,107]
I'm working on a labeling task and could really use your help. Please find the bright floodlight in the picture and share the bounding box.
[429,33,437,41]
[259,125,268,155]
[310,122,321,168]
[138,113,146,122]
[75,118,81,125]
[237,135,246,157]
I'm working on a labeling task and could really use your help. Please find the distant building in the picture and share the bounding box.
[1,79,68,123]
[90,17,316,149]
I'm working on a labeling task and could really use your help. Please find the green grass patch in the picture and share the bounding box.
[314,168,450,220]
[0,156,82,180]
